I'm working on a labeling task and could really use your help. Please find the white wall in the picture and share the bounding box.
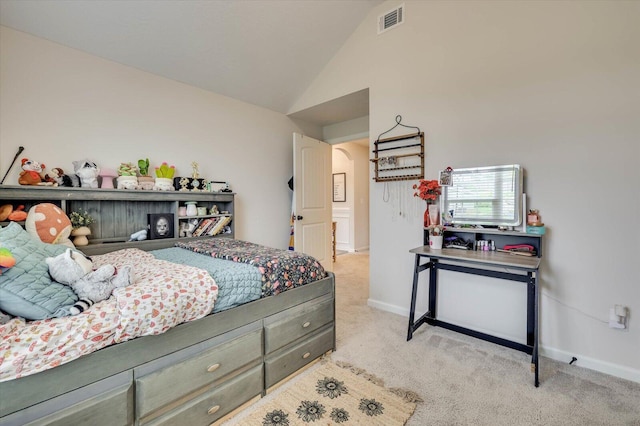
[292,1,640,382]
[0,26,309,250]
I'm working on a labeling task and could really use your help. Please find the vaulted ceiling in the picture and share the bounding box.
[0,0,381,124]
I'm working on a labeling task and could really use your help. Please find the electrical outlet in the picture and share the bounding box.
[609,305,628,330]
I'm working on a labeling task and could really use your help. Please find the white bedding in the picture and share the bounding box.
[0,248,218,382]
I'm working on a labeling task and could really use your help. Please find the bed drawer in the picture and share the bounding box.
[1,372,133,426]
[264,293,334,354]
[264,324,335,388]
[135,328,262,420]
[141,364,263,426]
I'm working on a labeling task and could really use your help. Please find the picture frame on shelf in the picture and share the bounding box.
[148,213,174,239]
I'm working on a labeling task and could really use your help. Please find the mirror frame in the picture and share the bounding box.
[441,164,523,227]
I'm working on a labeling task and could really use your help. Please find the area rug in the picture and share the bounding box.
[241,360,422,425]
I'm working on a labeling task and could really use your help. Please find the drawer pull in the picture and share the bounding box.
[302,321,311,328]
[302,352,311,359]
[207,363,221,372]
[208,405,221,415]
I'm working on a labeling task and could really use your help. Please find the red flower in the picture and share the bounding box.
[412,179,442,202]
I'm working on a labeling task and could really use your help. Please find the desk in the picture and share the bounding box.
[407,244,542,386]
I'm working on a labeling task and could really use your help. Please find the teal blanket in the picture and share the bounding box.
[176,239,327,297]
[151,247,262,313]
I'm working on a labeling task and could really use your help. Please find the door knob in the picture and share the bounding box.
[295,215,304,220]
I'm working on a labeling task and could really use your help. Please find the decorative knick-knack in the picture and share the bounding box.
[185,201,198,217]
[428,203,440,226]
[70,226,91,246]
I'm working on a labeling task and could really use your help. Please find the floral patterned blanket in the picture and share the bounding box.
[175,239,327,297]
[0,249,218,382]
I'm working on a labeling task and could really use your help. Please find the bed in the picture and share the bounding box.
[0,225,335,426]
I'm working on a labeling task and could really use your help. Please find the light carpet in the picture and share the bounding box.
[224,252,640,425]
[238,359,421,425]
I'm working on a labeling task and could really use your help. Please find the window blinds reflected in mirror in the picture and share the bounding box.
[442,164,523,227]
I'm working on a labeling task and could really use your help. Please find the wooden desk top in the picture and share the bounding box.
[410,246,541,271]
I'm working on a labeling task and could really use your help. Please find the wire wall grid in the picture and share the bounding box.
[371,116,424,182]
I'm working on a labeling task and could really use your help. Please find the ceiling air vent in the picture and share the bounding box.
[378,3,404,35]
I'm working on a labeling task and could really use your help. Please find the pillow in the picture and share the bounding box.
[25,203,74,247]
[0,222,77,320]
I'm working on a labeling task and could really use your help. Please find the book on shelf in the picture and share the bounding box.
[208,216,231,236]
[192,218,213,237]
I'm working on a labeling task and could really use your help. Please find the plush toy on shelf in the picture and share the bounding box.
[129,229,148,241]
[48,167,73,187]
[18,158,53,186]
[70,160,100,188]
[7,205,27,222]
[46,248,134,315]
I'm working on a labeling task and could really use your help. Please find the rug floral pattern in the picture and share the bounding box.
[239,361,419,426]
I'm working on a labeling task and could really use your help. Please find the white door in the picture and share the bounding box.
[293,133,333,271]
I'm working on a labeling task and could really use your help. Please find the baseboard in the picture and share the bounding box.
[367,299,407,317]
[540,346,640,384]
[368,299,640,384]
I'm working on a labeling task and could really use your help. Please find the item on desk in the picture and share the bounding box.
[475,240,496,251]
[499,244,536,256]
[526,225,546,235]
[497,248,535,257]
[527,209,544,226]
[444,236,472,250]
[429,234,443,250]
[503,244,535,252]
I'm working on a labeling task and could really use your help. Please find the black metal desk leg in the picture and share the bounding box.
[428,259,438,318]
[532,272,539,387]
[407,254,421,341]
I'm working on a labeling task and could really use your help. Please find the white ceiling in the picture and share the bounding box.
[0,0,380,124]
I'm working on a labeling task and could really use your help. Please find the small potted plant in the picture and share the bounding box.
[69,210,95,246]
[116,162,138,189]
[136,158,155,190]
[153,162,176,191]
[427,224,445,250]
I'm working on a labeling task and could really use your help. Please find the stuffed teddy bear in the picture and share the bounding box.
[46,248,133,315]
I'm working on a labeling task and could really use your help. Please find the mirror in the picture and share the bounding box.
[441,164,523,227]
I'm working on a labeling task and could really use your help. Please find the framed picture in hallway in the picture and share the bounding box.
[333,173,346,202]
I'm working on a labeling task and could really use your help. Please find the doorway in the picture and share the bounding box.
[331,138,369,255]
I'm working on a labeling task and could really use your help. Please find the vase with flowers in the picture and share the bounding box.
[69,210,95,246]
[412,179,442,227]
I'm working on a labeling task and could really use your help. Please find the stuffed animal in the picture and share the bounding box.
[0,248,16,275]
[18,158,53,186]
[7,205,27,221]
[129,229,148,241]
[0,204,12,221]
[47,167,72,187]
[68,160,100,188]
[25,203,74,247]
[46,248,133,315]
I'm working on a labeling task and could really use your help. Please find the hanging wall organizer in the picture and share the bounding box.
[371,115,424,182]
